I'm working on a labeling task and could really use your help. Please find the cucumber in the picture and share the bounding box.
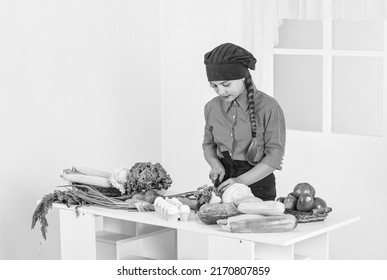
[229,214,297,233]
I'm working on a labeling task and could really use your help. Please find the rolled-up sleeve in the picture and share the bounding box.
[259,103,286,170]
[202,102,217,152]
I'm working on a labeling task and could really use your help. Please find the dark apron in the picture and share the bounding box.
[218,151,276,201]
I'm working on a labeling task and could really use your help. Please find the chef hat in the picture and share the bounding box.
[204,43,257,81]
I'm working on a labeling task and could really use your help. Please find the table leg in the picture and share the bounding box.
[59,209,97,259]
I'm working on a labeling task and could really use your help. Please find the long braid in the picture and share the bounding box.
[244,74,258,165]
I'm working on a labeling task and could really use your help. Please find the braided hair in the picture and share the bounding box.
[244,74,258,165]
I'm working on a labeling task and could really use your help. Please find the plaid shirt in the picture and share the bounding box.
[203,90,286,170]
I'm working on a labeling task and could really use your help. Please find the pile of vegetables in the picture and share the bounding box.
[195,183,256,211]
[31,186,154,240]
[196,182,298,233]
[32,162,172,239]
[276,182,332,222]
[61,163,173,196]
[195,184,221,211]
[33,167,310,239]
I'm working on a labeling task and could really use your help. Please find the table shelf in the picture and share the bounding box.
[96,228,176,260]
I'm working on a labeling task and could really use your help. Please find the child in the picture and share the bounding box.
[203,43,286,200]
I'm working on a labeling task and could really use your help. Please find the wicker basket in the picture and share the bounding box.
[285,207,332,223]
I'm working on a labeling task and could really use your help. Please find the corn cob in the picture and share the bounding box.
[61,169,111,188]
[72,166,111,178]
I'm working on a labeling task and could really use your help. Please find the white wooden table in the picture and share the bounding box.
[53,203,360,260]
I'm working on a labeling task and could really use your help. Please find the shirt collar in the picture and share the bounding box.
[222,90,249,113]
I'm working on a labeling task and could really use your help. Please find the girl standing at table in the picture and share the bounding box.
[202,43,286,201]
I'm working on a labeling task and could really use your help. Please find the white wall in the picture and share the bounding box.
[160,0,387,259]
[0,0,161,259]
[160,0,249,191]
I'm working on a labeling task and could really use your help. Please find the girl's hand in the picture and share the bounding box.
[209,165,225,185]
[217,178,242,194]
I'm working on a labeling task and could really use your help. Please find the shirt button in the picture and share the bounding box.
[231,133,233,137]
[233,115,235,119]
[229,151,232,156]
